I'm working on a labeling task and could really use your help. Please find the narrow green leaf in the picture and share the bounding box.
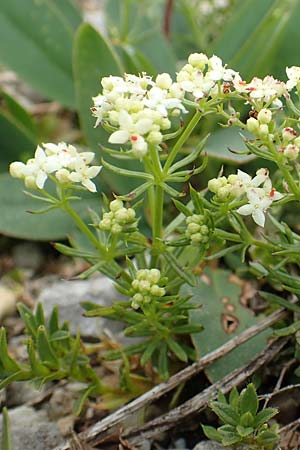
[36,326,59,369]
[166,338,188,362]
[0,328,21,373]
[158,342,169,380]
[48,306,60,335]
[2,407,12,450]
[140,338,160,366]
[259,291,300,313]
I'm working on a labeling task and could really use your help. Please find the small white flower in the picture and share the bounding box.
[237,188,272,227]
[286,66,300,91]
[68,160,102,192]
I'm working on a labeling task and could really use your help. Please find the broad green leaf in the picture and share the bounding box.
[0,0,81,107]
[239,383,258,416]
[271,3,300,79]
[211,0,297,79]
[0,174,101,240]
[201,128,255,163]
[73,23,141,194]
[0,92,38,171]
[183,268,272,382]
[106,0,176,75]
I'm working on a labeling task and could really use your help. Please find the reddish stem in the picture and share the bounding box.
[163,0,173,39]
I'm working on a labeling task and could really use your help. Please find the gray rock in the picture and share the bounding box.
[0,405,63,450]
[37,275,126,337]
[193,441,227,450]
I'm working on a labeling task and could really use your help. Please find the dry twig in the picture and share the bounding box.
[53,306,288,450]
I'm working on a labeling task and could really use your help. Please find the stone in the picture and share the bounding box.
[37,275,126,337]
[193,441,227,450]
[0,285,17,321]
[0,405,63,450]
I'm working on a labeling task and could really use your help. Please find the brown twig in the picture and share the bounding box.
[163,0,173,39]
[53,306,288,450]
[123,338,288,445]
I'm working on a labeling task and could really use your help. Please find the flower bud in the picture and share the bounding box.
[156,73,173,90]
[111,223,122,234]
[147,131,163,145]
[187,222,201,234]
[258,124,269,138]
[284,144,299,160]
[55,168,70,183]
[257,108,272,124]
[110,199,123,212]
[188,53,208,69]
[282,127,297,143]
[150,285,165,297]
[148,269,161,284]
[246,117,259,134]
[9,161,25,178]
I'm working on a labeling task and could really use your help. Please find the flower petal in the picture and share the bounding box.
[108,130,130,144]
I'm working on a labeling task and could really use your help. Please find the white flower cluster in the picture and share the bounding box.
[91,72,187,158]
[208,169,283,227]
[246,108,273,138]
[9,143,101,192]
[198,0,230,15]
[99,199,136,234]
[233,75,286,107]
[131,269,166,310]
[177,53,238,101]
[186,214,209,244]
[286,66,300,91]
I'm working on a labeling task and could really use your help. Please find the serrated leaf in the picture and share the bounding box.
[210,401,240,426]
[229,387,239,411]
[254,407,278,429]
[240,411,254,428]
[183,268,272,382]
[202,425,223,443]
[236,424,253,437]
[240,383,258,416]
[257,430,280,445]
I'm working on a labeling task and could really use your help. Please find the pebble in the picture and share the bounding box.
[0,405,63,450]
[37,275,126,337]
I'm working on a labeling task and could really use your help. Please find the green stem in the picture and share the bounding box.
[62,201,105,254]
[163,109,202,174]
[278,160,300,199]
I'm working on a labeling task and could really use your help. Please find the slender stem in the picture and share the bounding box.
[163,109,202,174]
[278,160,300,199]
[62,201,105,254]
